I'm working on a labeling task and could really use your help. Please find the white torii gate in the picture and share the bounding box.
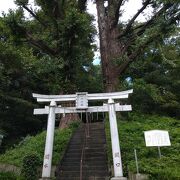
[33,89,133,180]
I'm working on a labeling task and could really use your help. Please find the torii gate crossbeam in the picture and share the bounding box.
[34,104,132,115]
[33,89,133,102]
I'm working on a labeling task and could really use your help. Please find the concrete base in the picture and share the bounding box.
[128,172,149,180]
[111,177,127,180]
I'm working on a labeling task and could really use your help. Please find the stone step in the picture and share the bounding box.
[57,170,109,177]
[59,165,108,171]
[70,138,105,143]
[67,147,105,154]
[72,134,105,139]
[73,131,105,135]
[61,160,108,166]
[65,151,107,157]
[63,156,107,162]
[70,142,106,146]
[56,176,109,180]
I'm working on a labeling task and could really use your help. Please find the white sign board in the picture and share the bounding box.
[144,130,171,147]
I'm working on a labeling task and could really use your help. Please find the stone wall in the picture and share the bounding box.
[128,172,149,180]
[0,163,56,178]
[0,163,21,175]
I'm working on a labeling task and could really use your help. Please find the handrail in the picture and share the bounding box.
[80,125,87,180]
[80,111,90,180]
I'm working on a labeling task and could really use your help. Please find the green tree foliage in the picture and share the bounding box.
[123,35,180,117]
[4,0,96,93]
[0,0,97,148]
[0,22,44,150]
[77,64,103,93]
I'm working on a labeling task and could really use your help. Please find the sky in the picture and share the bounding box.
[0,0,17,12]
[0,0,151,21]
[0,0,152,64]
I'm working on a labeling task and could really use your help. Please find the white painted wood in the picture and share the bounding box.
[34,106,49,115]
[36,94,129,102]
[33,89,133,103]
[42,101,56,178]
[36,97,76,102]
[115,105,132,111]
[108,98,123,177]
[88,89,133,98]
[32,93,76,99]
[34,104,132,115]
[87,94,129,100]
[33,89,133,99]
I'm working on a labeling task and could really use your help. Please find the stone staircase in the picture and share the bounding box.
[55,122,109,180]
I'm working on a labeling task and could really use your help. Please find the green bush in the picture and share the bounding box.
[21,154,40,180]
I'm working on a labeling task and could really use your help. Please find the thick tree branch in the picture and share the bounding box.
[167,11,180,26]
[109,0,124,27]
[122,0,152,35]
[22,5,47,27]
[136,4,173,36]
[78,0,88,12]
[26,32,57,56]
[118,35,159,75]
[118,5,179,74]
[119,3,173,39]
[52,0,62,19]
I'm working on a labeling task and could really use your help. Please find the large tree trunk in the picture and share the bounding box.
[59,101,80,129]
[96,0,123,92]
[59,113,80,129]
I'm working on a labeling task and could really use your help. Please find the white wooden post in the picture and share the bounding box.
[42,101,56,178]
[108,98,127,180]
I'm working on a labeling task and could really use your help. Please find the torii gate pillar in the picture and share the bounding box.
[108,98,127,180]
[42,101,56,178]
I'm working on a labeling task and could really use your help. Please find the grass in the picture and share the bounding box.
[105,113,180,180]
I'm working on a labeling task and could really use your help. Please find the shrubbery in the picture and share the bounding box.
[0,121,79,167]
[21,154,40,180]
[105,113,180,179]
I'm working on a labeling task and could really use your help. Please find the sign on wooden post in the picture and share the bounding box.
[144,130,171,158]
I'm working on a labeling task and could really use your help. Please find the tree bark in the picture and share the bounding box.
[59,101,80,129]
[96,0,122,92]
[96,1,178,92]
